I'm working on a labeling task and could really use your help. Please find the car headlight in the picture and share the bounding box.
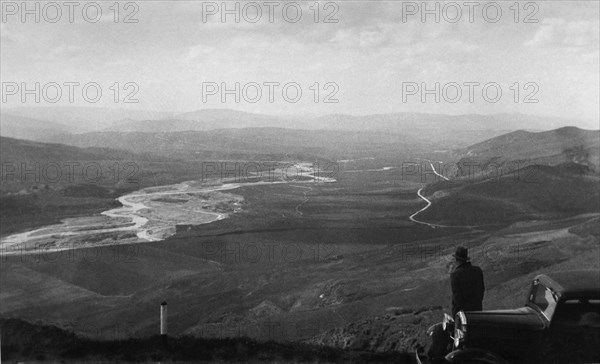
[426,324,437,337]
[453,326,464,348]
[442,313,454,331]
[453,311,467,348]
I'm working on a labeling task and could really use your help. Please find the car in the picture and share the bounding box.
[417,270,600,364]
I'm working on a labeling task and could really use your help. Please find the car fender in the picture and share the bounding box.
[445,348,510,364]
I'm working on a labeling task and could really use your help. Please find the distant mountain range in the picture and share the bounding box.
[81,110,584,148]
[1,107,592,148]
[41,128,424,161]
[2,106,171,133]
[0,114,71,141]
[104,111,586,135]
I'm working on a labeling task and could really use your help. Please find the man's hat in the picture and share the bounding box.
[453,246,470,261]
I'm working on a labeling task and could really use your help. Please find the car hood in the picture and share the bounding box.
[463,307,547,330]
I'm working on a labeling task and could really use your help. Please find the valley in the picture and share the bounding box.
[1,112,599,363]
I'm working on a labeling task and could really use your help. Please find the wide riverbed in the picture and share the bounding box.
[0,180,243,255]
[1,163,335,255]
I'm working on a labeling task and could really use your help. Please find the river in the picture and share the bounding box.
[1,163,335,255]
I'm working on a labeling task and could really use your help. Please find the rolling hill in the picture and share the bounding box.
[42,128,426,161]
[421,163,600,225]
[458,127,600,174]
[0,137,194,236]
[0,113,71,141]
[108,110,282,133]
[106,109,280,133]
[419,127,600,226]
[0,136,139,164]
[2,107,172,133]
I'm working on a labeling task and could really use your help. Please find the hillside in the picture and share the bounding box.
[421,163,600,226]
[0,318,410,363]
[2,107,172,133]
[419,127,600,226]
[0,136,140,164]
[0,137,200,236]
[457,127,600,175]
[0,136,174,193]
[2,211,598,361]
[0,113,71,140]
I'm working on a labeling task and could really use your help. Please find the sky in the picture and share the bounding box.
[1,1,599,127]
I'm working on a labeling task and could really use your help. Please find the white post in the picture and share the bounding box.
[160,301,167,336]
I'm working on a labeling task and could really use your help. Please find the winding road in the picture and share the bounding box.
[291,185,312,216]
[430,163,449,181]
[409,162,449,228]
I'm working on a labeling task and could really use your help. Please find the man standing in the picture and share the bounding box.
[424,246,486,362]
[451,246,485,316]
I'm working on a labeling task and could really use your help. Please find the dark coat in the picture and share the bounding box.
[451,262,484,316]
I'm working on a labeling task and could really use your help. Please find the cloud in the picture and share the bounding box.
[329,23,412,49]
[0,22,26,43]
[51,44,80,57]
[524,18,600,50]
[1,2,597,121]
[104,58,137,68]
[184,44,215,62]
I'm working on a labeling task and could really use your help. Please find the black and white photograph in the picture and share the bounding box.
[1,1,599,363]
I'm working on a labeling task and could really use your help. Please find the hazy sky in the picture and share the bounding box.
[1,1,599,127]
